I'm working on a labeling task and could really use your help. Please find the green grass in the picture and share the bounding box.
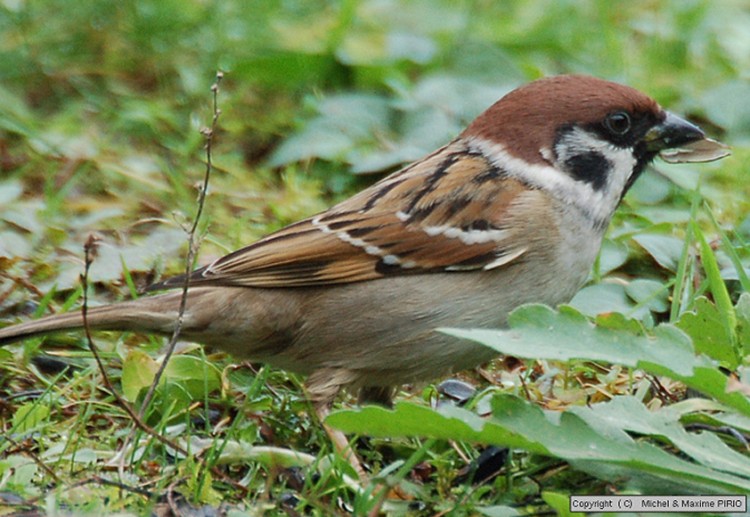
[1,0,750,515]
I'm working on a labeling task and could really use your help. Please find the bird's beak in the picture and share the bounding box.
[646,111,730,163]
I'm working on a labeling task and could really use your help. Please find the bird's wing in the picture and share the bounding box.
[152,142,529,289]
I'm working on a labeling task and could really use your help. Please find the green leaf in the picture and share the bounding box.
[596,238,630,277]
[121,349,159,402]
[736,293,750,357]
[453,305,693,374]
[0,84,37,136]
[705,204,750,292]
[676,297,738,368]
[594,311,645,334]
[633,233,684,271]
[625,279,669,313]
[233,52,339,89]
[329,401,549,453]
[710,411,750,435]
[700,80,750,136]
[0,455,39,496]
[164,355,222,399]
[541,492,575,517]
[339,31,437,65]
[569,283,639,318]
[12,402,50,434]
[476,506,522,517]
[441,304,750,416]
[164,355,219,381]
[568,397,750,475]
[627,169,672,205]
[694,223,739,358]
[0,180,23,205]
[328,395,750,493]
[267,93,392,168]
[406,75,509,124]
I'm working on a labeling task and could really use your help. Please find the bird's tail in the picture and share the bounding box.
[0,293,183,346]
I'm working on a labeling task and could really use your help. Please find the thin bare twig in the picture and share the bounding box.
[76,72,247,496]
[139,71,224,416]
[80,235,190,458]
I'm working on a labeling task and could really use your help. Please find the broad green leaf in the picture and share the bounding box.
[654,164,701,192]
[328,395,750,493]
[676,297,738,367]
[450,305,694,375]
[0,455,38,494]
[42,446,99,465]
[185,438,317,468]
[121,349,158,402]
[351,106,456,169]
[633,234,684,271]
[568,397,750,476]
[272,12,339,53]
[407,75,509,124]
[569,283,638,318]
[627,169,672,204]
[710,411,750,435]
[12,402,50,434]
[163,355,222,399]
[596,239,630,277]
[348,143,425,174]
[442,304,750,416]
[336,0,463,65]
[232,52,338,89]
[329,402,548,452]
[541,492,575,517]
[594,311,645,334]
[267,93,392,168]
[164,355,221,382]
[625,279,669,313]
[700,80,750,136]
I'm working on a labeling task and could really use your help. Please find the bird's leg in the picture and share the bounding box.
[305,369,368,483]
[357,386,395,408]
[306,372,412,503]
[314,400,368,482]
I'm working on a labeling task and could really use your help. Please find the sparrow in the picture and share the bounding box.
[0,75,729,411]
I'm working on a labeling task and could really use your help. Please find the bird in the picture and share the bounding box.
[0,75,729,413]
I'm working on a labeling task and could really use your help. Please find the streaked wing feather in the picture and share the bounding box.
[152,140,528,289]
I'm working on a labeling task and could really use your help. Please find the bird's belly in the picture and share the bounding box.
[268,255,595,385]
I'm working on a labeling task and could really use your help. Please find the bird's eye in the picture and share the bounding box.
[605,111,631,135]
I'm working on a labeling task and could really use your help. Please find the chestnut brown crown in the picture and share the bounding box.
[464,75,663,165]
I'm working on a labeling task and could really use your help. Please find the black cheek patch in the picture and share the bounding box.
[564,151,611,191]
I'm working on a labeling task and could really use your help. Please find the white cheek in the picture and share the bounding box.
[554,128,637,223]
[554,127,636,193]
[607,146,638,191]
